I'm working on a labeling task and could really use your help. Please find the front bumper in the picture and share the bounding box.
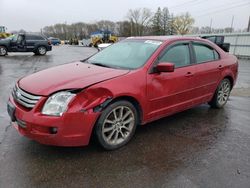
[7,95,99,146]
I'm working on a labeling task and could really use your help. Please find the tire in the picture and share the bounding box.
[209,78,231,108]
[36,46,47,55]
[0,46,7,56]
[94,41,101,48]
[95,100,138,150]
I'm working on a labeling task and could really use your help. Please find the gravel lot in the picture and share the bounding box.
[0,46,250,188]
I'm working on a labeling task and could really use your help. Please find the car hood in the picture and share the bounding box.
[18,62,129,96]
[0,38,10,44]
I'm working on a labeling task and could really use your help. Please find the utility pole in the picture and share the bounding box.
[209,18,213,34]
[230,15,234,33]
[247,16,250,32]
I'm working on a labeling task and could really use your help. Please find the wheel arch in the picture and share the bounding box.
[34,45,48,52]
[223,75,234,90]
[110,96,143,125]
[0,45,8,55]
[0,45,8,50]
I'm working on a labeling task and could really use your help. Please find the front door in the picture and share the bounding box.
[146,42,196,121]
[16,35,27,52]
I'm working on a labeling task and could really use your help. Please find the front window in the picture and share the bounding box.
[159,44,191,68]
[87,40,162,69]
[17,35,24,43]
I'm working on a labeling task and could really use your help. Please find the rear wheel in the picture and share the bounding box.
[95,100,138,150]
[94,41,101,48]
[35,46,47,55]
[209,78,231,108]
[0,46,7,56]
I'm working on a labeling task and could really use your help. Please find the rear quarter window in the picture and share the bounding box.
[26,35,45,40]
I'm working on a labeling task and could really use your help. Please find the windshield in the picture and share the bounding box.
[87,40,162,69]
[6,34,17,41]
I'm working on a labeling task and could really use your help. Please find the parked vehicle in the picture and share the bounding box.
[0,33,52,56]
[7,36,238,150]
[48,37,61,45]
[81,38,91,46]
[90,30,118,47]
[64,40,69,45]
[201,35,230,52]
[0,25,12,39]
[69,38,79,45]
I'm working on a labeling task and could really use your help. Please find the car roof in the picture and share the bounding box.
[125,35,223,53]
[126,35,205,42]
[19,33,43,37]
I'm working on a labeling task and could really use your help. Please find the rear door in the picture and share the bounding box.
[191,42,222,103]
[25,35,37,52]
[146,42,196,120]
[25,35,45,52]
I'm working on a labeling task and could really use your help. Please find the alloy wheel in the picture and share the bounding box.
[217,80,231,106]
[0,47,7,56]
[38,47,46,55]
[102,106,135,145]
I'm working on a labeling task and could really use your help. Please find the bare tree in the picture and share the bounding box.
[172,13,194,35]
[116,21,131,37]
[127,8,152,36]
[96,20,116,32]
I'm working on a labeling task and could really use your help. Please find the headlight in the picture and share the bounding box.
[42,91,76,116]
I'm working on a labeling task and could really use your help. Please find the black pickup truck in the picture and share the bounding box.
[201,35,230,52]
[0,33,52,56]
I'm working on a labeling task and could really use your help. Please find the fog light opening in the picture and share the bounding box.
[50,127,58,134]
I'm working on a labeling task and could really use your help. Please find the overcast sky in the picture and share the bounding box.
[0,0,249,32]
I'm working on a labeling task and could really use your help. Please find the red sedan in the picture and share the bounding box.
[7,36,238,150]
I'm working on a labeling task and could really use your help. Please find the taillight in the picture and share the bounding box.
[48,40,51,45]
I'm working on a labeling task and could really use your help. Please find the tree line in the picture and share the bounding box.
[42,7,195,40]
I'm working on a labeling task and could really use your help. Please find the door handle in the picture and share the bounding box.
[185,72,194,77]
[218,65,223,69]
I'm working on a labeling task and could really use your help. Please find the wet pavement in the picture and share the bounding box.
[0,46,250,188]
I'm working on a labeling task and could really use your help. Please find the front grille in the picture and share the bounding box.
[12,85,41,109]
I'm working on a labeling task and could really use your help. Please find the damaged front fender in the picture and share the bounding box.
[75,87,114,112]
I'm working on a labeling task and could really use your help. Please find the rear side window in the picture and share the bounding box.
[159,44,191,68]
[26,35,45,40]
[193,43,219,63]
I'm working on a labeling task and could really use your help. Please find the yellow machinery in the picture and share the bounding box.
[90,30,118,47]
[0,26,11,39]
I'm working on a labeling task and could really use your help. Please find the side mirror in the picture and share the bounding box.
[156,62,175,72]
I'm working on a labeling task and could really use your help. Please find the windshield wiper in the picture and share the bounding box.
[91,62,112,68]
[80,58,89,63]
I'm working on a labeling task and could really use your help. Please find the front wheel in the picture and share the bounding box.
[209,78,231,108]
[0,46,7,56]
[95,100,138,150]
[36,46,47,55]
